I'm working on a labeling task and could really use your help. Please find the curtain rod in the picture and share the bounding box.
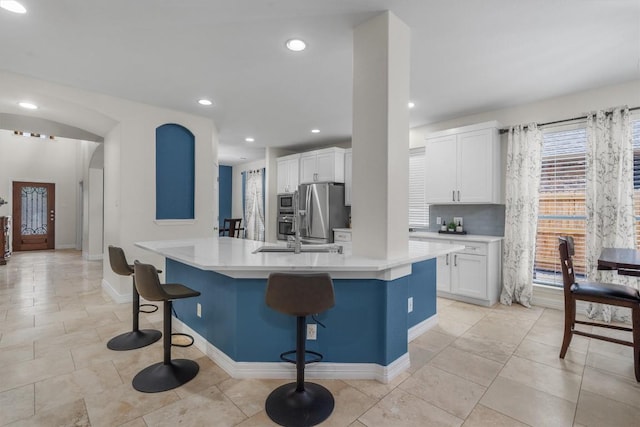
[498,106,640,134]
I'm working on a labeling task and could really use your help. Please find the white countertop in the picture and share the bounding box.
[136,236,463,280]
[409,231,503,243]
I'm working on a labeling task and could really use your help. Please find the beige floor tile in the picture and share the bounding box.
[359,388,463,427]
[118,417,148,427]
[0,342,33,366]
[7,399,90,427]
[588,335,634,360]
[451,333,518,364]
[490,302,544,321]
[63,310,120,334]
[0,384,34,425]
[35,361,123,413]
[500,355,582,402]
[407,343,439,374]
[34,309,89,327]
[464,314,532,346]
[0,322,66,348]
[580,366,640,410]
[0,351,75,393]
[84,383,179,427]
[514,337,586,376]
[585,351,637,380]
[5,303,60,320]
[233,410,279,427]
[461,404,529,427]
[575,390,640,427]
[142,385,246,427]
[411,328,456,353]
[219,378,287,417]
[437,297,456,308]
[344,370,410,400]
[430,346,504,387]
[312,379,378,427]
[34,328,101,359]
[438,303,490,326]
[399,365,486,419]
[480,377,575,427]
[349,422,367,427]
[174,356,231,398]
[0,316,34,335]
[525,322,590,353]
[431,317,475,337]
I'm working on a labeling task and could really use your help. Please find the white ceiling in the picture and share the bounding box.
[0,0,638,165]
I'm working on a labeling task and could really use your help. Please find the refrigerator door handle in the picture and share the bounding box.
[305,186,312,236]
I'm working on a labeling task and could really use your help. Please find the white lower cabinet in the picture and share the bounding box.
[415,236,501,306]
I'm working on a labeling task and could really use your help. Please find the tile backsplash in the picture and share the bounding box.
[428,204,505,236]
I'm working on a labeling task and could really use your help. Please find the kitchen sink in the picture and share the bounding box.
[253,244,343,254]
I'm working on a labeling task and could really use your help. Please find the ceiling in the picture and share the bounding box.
[0,0,638,165]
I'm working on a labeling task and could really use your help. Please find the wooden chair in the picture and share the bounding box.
[558,236,640,381]
[219,218,244,238]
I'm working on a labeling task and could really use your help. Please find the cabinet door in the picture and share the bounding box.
[315,150,336,182]
[277,159,289,193]
[425,135,457,203]
[287,158,299,192]
[436,253,452,292]
[299,153,317,183]
[451,253,487,299]
[344,150,352,205]
[457,129,494,203]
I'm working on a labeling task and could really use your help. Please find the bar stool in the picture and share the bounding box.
[264,272,335,427]
[106,246,161,351]
[132,260,201,393]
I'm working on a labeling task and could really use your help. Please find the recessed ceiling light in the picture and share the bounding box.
[198,99,213,106]
[245,137,255,143]
[311,129,320,134]
[285,39,306,52]
[18,101,38,110]
[408,102,415,109]
[0,1,26,14]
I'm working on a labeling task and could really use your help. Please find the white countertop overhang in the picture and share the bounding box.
[136,237,463,280]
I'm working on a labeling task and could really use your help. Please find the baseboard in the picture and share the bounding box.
[408,313,438,342]
[83,252,103,261]
[101,279,131,304]
[172,317,411,384]
[55,244,77,250]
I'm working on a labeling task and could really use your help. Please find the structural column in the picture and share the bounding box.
[351,11,410,259]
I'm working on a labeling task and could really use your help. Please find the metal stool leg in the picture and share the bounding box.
[265,316,334,427]
[107,276,162,351]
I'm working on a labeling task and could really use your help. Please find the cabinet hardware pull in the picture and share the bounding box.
[457,190,460,201]
[454,254,457,266]
[452,190,455,202]
[446,254,449,265]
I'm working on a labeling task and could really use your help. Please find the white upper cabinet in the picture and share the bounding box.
[344,149,352,205]
[299,147,345,184]
[424,121,501,204]
[276,153,300,194]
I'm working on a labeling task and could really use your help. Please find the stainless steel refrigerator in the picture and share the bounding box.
[298,183,349,244]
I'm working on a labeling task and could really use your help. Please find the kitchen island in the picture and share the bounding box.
[136,237,462,382]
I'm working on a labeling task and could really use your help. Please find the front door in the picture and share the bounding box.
[12,181,55,251]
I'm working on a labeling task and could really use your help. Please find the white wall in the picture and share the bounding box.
[0,71,218,302]
[410,80,640,147]
[0,130,97,249]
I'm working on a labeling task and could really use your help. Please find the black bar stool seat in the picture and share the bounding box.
[132,261,201,393]
[264,272,336,427]
[106,246,161,351]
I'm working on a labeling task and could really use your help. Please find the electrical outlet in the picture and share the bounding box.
[408,297,413,313]
[196,303,202,318]
[436,217,441,226]
[306,323,317,340]
[453,217,463,226]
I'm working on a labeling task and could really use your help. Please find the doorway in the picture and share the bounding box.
[12,181,55,251]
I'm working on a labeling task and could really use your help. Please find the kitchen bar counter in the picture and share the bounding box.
[410,231,503,243]
[136,236,462,383]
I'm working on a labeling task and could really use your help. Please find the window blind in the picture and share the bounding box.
[632,119,640,247]
[534,127,587,285]
[409,147,429,228]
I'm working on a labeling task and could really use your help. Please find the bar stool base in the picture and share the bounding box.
[265,382,334,427]
[132,359,199,393]
[107,329,161,351]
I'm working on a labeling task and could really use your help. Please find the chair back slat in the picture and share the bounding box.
[558,236,575,290]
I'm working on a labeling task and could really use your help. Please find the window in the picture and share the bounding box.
[534,127,587,286]
[409,147,429,228]
[633,119,640,247]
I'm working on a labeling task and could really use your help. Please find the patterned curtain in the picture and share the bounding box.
[585,107,637,322]
[243,169,265,241]
[500,124,543,308]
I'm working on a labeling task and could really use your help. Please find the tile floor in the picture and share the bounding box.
[1,249,639,426]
